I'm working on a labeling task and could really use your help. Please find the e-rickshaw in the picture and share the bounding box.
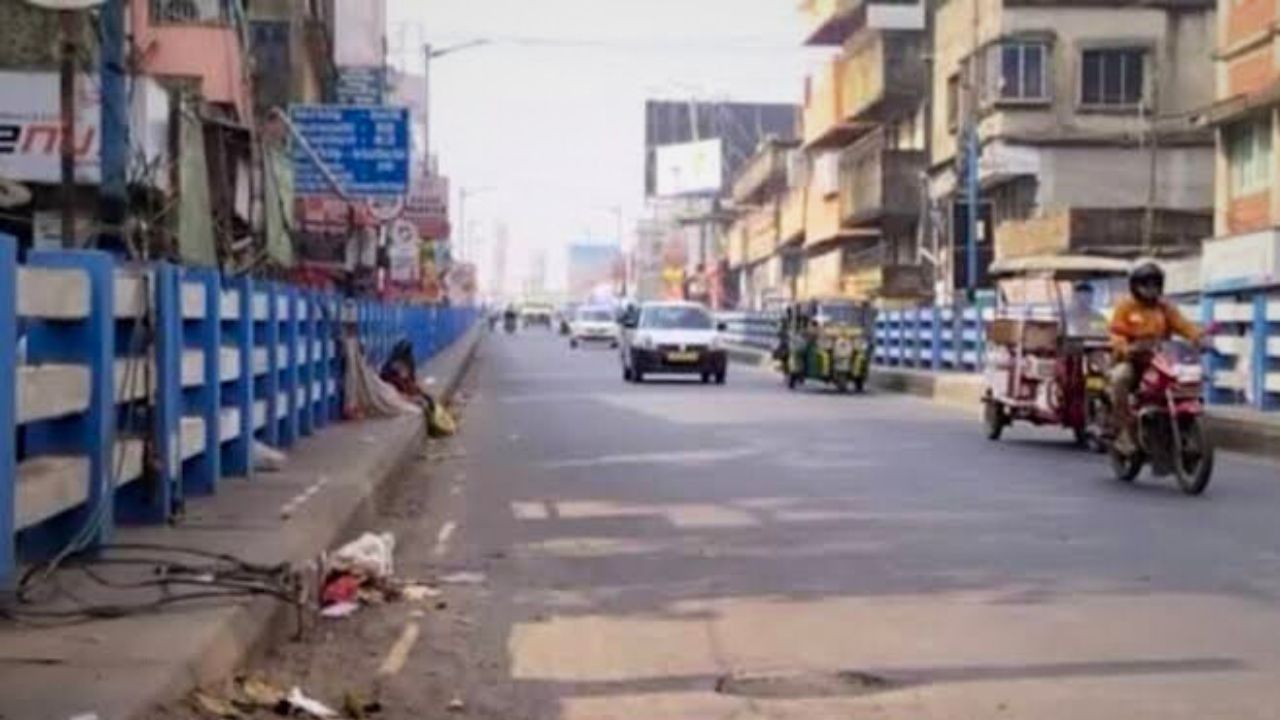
[982,255,1131,447]
[780,299,874,394]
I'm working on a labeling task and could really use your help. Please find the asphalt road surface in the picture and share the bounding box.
[185,330,1280,720]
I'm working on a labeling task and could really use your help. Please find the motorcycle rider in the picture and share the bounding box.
[1108,262,1204,453]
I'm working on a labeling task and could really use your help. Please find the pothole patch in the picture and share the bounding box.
[715,670,898,699]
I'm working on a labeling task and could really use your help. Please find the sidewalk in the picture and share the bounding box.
[0,328,483,720]
[727,343,1280,462]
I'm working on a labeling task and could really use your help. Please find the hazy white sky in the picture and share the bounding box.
[386,0,821,290]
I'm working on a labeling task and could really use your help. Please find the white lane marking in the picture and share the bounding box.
[377,621,421,677]
[434,521,457,557]
[279,475,330,519]
[541,447,759,470]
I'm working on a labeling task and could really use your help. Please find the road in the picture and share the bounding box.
[192,331,1280,720]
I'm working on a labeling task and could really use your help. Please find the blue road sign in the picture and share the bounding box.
[291,105,410,197]
[335,67,386,106]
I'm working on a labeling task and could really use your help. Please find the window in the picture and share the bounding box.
[1227,116,1274,196]
[947,74,960,132]
[1080,49,1145,107]
[992,41,1049,102]
[151,0,227,24]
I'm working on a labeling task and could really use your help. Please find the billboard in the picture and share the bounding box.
[568,244,622,300]
[654,139,723,197]
[0,71,170,188]
[644,100,797,197]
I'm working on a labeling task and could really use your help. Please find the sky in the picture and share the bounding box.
[385,0,823,293]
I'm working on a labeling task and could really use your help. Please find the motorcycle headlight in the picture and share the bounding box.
[834,338,854,356]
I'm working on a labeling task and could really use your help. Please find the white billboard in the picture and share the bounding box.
[0,71,170,188]
[655,138,723,197]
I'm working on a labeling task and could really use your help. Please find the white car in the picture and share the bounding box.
[570,307,620,348]
[619,301,728,384]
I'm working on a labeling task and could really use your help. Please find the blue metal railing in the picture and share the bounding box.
[2,237,478,588]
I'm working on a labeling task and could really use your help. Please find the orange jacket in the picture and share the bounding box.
[1109,297,1202,357]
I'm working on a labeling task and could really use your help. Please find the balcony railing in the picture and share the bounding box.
[838,130,925,226]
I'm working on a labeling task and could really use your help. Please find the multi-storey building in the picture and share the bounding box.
[1206,0,1280,246]
[929,0,1216,299]
[797,0,931,302]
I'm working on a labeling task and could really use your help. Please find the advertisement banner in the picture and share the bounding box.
[404,174,450,240]
[654,138,723,197]
[0,71,169,187]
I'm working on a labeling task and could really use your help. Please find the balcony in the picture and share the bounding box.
[841,30,926,124]
[994,207,1213,260]
[780,188,807,244]
[838,130,925,227]
[842,264,930,299]
[801,0,859,46]
[801,0,924,46]
[731,142,793,205]
[745,206,780,265]
[803,57,872,149]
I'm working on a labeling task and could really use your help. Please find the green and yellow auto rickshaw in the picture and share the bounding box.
[780,299,873,394]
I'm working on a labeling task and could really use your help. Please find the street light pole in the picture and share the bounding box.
[421,39,489,170]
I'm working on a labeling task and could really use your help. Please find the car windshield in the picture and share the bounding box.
[640,306,713,330]
[578,310,613,322]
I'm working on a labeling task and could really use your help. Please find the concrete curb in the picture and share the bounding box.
[0,326,485,720]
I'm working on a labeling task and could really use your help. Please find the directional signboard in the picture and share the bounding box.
[290,105,410,197]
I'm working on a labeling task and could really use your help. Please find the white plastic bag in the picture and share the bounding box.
[329,532,396,579]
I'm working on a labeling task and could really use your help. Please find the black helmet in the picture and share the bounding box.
[1129,262,1164,305]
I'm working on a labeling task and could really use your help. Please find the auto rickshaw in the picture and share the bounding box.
[781,299,873,394]
[982,255,1131,447]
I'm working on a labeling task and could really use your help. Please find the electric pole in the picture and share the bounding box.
[99,0,128,252]
[59,10,77,248]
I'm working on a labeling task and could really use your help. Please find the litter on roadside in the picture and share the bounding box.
[319,601,360,619]
[438,571,486,586]
[447,697,467,713]
[68,714,101,720]
[400,584,442,602]
[282,687,338,718]
[252,441,288,472]
[190,690,243,719]
[236,676,285,708]
[330,532,396,580]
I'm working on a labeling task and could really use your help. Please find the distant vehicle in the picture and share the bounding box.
[570,306,620,348]
[619,301,727,384]
[520,303,554,329]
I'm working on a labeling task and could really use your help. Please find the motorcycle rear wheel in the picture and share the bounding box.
[1173,417,1214,496]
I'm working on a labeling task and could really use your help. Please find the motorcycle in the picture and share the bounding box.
[1107,341,1215,496]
